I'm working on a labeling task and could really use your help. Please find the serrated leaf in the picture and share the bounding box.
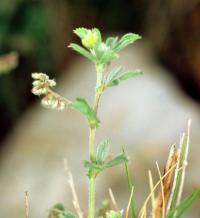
[98,49,118,64]
[93,28,102,45]
[70,98,100,128]
[106,37,119,48]
[96,140,110,164]
[68,43,94,61]
[105,66,123,87]
[74,28,102,48]
[113,33,141,53]
[105,153,128,168]
[84,160,104,177]
[93,43,116,64]
[118,70,142,80]
[167,188,200,218]
[73,27,88,38]
[106,67,142,87]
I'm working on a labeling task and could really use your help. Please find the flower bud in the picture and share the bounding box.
[32,72,49,81]
[48,79,56,87]
[41,94,66,111]
[31,87,48,96]
[32,80,41,86]
[57,101,66,111]
[81,30,98,49]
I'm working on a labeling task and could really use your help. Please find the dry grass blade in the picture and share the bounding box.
[64,159,84,218]
[25,191,29,218]
[108,188,118,210]
[138,162,179,218]
[153,145,178,218]
[154,162,165,218]
[148,170,155,214]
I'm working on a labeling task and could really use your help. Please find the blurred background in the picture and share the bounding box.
[0,0,200,143]
[0,0,200,217]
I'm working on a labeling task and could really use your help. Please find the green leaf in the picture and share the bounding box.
[73,27,101,44]
[84,152,128,176]
[53,203,65,211]
[105,153,128,168]
[73,27,88,38]
[106,67,142,87]
[105,37,119,48]
[96,140,110,164]
[84,160,103,171]
[113,33,141,53]
[70,98,100,128]
[84,160,104,177]
[62,211,76,218]
[118,70,142,81]
[167,188,200,218]
[93,43,117,65]
[105,66,123,87]
[97,200,110,218]
[74,28,102,49]
[93,28,102,45]
[106,210,122,218]
[98,48,118,64]
[68,43,94,61]
[49,204,76,218]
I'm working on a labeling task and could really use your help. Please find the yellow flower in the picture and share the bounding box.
[81,30,98,49]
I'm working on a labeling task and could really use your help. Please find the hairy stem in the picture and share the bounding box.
[89,128,96,161]
[94,91,102,114]
[88,176,95,218]
[88,77,103,218]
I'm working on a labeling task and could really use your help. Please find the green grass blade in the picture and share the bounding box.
[168,121,190,211]
[167,188,200,218]
[122,146,137,218]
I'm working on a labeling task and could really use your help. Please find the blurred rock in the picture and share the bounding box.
[0,41,200,218]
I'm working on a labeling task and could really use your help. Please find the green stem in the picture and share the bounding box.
[89,176,95,218]
[88,85,103,218]
[89,128,96,161]
[94,91,102,114]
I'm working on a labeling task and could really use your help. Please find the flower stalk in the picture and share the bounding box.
[88,66,105,218]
